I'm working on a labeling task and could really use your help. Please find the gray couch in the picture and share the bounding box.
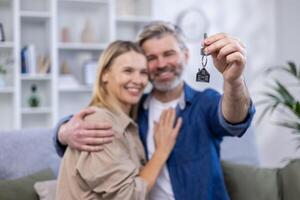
[0,128,60,180]
[0,127,259,180]
[0,128,299,200]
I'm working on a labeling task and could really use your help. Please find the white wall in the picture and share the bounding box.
[255,0,300,167]
[152,0,300,167]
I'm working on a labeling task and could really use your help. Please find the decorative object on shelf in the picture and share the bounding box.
[176,8,209,42]
[0,56,14,87]
[116,0,136,16]
[0,22,5,42]
[37,55,50,74]
[83,60,98,86]
[80,18,96,43]
[60,60,71,74]
[257,62,300,143]
[61,27,71,43]
[59,75,80,90]
[28,84,40,107]
[0,64,6,87]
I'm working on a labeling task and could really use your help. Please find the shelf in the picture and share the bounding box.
[59,0,108,4]
[21,74,51,80]
[0,87,14,94]
[58,43,107,51]
[59,85,93,93]
[116,16,152,23]
[20,11,51,20]
[21,107,52,114]
[20,11,51,18]
[0,42,14,49]
[0,0,153,131]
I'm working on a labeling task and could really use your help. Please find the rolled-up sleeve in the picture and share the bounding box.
[217,98,256,137]
[53,115,73,157]
[75,138,148,200]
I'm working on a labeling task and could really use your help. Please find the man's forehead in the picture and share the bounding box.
[141,34,180,53]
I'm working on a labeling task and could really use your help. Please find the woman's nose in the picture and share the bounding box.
[132,72,143,84]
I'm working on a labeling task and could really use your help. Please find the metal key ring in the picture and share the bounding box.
[201,55,208,67]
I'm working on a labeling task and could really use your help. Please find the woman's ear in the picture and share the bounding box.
[102,70,109,83]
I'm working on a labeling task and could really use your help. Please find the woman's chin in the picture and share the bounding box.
[125,96,142,105]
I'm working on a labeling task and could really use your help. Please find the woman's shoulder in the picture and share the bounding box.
[84,106,114,124]
[84,106,127,136]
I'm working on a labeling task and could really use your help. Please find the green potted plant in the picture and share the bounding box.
[257,62,300,140]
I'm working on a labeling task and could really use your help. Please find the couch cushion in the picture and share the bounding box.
[0,128,61,180]
[222,161,281,200]
[278,159,300,200]
[34,180,56,200]
[0,168,55,200]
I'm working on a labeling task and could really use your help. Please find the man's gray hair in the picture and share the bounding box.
[137,21,187,50]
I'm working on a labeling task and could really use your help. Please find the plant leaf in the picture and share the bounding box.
[275,121,300,134]
[257,61,300,136]
[287,61,300,80]
[256,104,274,125]
[287,62,297,76]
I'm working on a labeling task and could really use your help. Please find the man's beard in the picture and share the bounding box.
[150,63,183,92]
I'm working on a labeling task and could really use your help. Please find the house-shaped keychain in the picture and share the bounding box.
[196,33,210,83]
[196,68,210,82]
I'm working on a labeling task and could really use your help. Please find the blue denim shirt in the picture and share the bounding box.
[54,82,255,199]
[137,83,255,200]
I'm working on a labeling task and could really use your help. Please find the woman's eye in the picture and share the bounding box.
[124,68,133,73]
[141,70,148,76]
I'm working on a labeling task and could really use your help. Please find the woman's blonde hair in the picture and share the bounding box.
[88,40,144,116]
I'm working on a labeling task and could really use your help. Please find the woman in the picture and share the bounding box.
[56,41,182,200]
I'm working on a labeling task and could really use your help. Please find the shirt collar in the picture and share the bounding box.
[112,109,137,133]
[142,82,196,110]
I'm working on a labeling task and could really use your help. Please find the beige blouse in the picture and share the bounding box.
[56,107,148,200]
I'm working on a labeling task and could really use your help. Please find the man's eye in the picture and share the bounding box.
[165,52,175,57]
[147,57,155,61]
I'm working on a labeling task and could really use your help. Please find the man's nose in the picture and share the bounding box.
[157,56,167,68]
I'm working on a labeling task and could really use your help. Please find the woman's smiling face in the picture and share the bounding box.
[102,51,148,112]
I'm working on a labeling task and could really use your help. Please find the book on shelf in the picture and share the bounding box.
[37,55,50,74]
[21,46,27,73]
[21,44,37,74]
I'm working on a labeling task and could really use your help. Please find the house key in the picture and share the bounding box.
[196,33,210,83]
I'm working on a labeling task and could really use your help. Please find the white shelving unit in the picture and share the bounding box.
[115,0,152,40]
[0,0,152,131]
[18,0,54,129]
[0,0,17,131]
[0,42,14,48]
[21,74,52,80]
[20,11,51,18]
[0,87,14,93]
[21,107,52,114]
[58,42,107,51]
[56,0,113,120]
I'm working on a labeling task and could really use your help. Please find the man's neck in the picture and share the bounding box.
[152,82,184,103]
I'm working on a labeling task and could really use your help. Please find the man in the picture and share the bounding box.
[54,21,255,199]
